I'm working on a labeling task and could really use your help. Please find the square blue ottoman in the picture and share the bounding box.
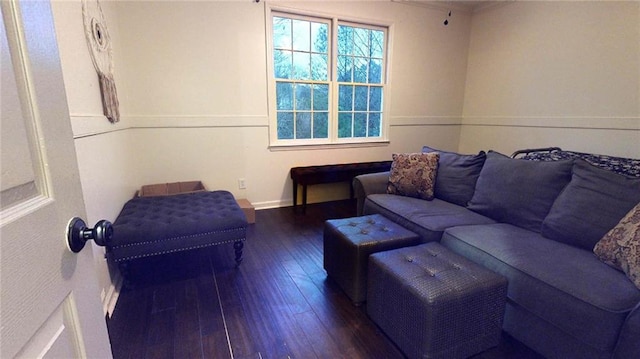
[323,214,421,305]
[367,242,507,359]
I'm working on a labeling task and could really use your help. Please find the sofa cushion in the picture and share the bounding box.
[422,146,486,207]
[542,159,640,250]
[467,151,573,232]
[363,194,496,242]
[387,152,439,200]
[441,223,640,353]
[594,202,640,289]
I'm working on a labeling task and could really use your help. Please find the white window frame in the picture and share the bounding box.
[266,6,392,149]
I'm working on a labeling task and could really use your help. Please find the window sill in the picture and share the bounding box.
[268,140,390,152]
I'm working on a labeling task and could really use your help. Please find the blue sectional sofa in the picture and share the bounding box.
[353,147,640,359]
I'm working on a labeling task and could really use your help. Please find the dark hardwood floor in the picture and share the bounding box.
[107,199,543,359]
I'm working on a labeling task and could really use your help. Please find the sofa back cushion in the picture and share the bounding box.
[542,159,640,250]
[467,151,573,232]
[422,146,486,206]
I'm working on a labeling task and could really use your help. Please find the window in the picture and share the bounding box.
[268,11,389,147]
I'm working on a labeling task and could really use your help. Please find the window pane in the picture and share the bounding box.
[311,54,328,81]
[369,86,382,111]
[295,84,311,110]
[368,113,381,137]
[311,22,328,53]
[354,113,367,137]
[293,52,310,80]
[338,85,353,111]
[295,112,312,139]
[273,17,291,50]
[368,58,382,84]
[276,82,293,110]
[370,30,384,58]
[292,19,310,52]
[353,57,368,83]
[277,112,294,139]
[313,112,328,138]
[274,50,292,79]
[272,14,387,144]
[353,27,369,57]
[313,84,328,111]
[337,55,352,82]
[338,113,353,138]
[354,86,368,111]
[337,25,353,55]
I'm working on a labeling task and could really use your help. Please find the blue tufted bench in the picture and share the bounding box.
[107,190,247,269]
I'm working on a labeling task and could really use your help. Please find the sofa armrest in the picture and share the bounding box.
[614,301,640,358]
[353,171,390,216]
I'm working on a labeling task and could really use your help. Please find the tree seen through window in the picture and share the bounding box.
[271,13,386,143]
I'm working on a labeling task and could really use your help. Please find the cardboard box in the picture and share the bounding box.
[237,198,255,224]
[138,181,206,197]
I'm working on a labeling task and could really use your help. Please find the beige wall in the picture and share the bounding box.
[460,1,640,157]
[94,0,471,209]
[50,0,471,311]
[51,0,134,312]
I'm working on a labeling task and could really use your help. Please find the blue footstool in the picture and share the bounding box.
[367,242,507,359]
[323,214,421,305]
[108,190,247,267]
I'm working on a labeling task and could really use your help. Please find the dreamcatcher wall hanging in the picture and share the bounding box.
[82,0,120,123]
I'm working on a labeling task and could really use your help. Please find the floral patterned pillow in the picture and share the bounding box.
[593,202,640,290]
[387,152,439,200]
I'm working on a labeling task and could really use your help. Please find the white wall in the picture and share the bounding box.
[112,0,472,207]
[51,0,134,313]
[460,1,640,158]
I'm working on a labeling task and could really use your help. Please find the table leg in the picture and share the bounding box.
[302,184,308,214]
[293,180,298,212]
[234,240,244,266]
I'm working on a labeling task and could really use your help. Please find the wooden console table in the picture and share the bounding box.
[290,161,392,214]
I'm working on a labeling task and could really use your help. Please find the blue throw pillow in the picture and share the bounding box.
[542,159,640,250]
[422,146,486,207]
[467,151,573,232]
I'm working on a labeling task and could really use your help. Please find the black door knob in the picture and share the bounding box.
[66,217,113,253]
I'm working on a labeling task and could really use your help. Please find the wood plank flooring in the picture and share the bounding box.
[107,200,543,359]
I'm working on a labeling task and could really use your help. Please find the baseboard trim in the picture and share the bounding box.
[103,271,123,318]
[252,199,290,210]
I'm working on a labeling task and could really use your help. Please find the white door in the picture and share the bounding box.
[1,1,112,358]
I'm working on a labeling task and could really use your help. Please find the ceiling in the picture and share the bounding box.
[392,0,503,13]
